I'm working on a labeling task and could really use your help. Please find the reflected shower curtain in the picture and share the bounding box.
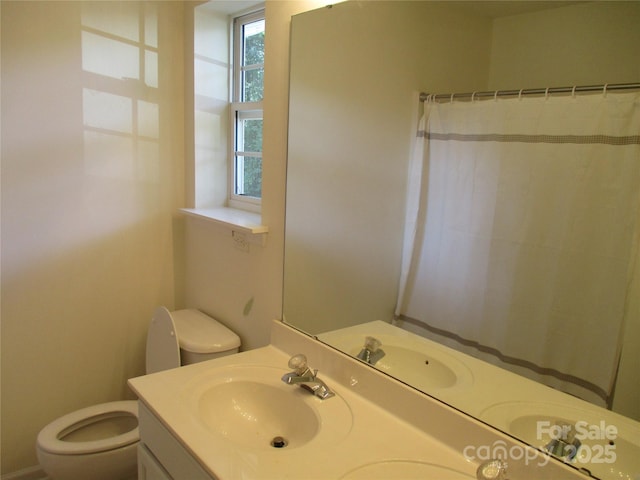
[395,91,640,405]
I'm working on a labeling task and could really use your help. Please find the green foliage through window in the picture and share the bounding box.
[242,26,264,102]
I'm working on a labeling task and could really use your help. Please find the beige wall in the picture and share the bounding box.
[1,1,185,473]
[488,1,640,89]
[192,4,230,209]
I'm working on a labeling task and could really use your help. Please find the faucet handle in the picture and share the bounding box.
[287,354,309,375]
[363,336,382,352]
[476,459,508,480]
[555,421,576,442]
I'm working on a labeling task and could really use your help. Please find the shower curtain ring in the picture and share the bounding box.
[603,83,609,97]
[494,90,499,102]
[518,89,523,100]
[572,85,577,98]
[545,87,550,100]
[450,93,455,103]
[472,92,477,102]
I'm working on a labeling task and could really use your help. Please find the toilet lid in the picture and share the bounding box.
[172,309,241,353]
[146,306,181,374]
[36,401,139,455]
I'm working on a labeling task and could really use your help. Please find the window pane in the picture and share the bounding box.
[239,118,263,152]
[232,11,264,202]
[241,17,264,102]
[242,67,264,102]
[235,155,262,198]
[243,20,264,66]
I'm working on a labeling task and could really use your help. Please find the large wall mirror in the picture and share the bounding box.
[283,1,640,479]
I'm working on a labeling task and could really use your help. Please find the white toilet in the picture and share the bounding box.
[36,306,240,480]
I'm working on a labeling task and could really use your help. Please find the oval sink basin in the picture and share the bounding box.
[479,401,640,480]
[340,461,474,479]
[186,365,354,452]
[328,333,473,390]
[372,345,457,388]
[198,380,319,450]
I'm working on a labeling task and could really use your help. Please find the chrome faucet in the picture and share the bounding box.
[281,354,335,400]
[476,459,508,480]
[356,336,385,365]
[544,421,581,461]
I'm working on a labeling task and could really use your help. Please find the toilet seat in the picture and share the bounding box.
[37,400,138,455]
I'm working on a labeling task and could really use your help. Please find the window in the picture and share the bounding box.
[230,10,264,210]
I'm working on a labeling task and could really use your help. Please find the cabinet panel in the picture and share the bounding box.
[138,402,215,480]
[138,444,173,480]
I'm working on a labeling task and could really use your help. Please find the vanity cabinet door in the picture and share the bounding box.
[138,402,215,480]
[138,444,173,480]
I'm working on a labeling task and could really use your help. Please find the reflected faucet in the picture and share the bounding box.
[476,459,508,480]
[544,421,581,461]
[281,354,335,400]
[356,336,386,365]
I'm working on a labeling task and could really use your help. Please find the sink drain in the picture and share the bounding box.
[271,436,288,448]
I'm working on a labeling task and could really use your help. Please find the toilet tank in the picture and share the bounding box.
[170,309,241,365]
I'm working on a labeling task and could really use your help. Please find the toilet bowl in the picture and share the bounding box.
[36,401,139,480]
[36,307,240,480]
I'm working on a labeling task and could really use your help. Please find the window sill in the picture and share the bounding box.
[179,207,268,246]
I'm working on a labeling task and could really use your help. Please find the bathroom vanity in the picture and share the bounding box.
[129,320,591,480]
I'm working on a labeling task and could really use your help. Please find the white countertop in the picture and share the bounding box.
[129,345,476,479]
[129,320,589,480]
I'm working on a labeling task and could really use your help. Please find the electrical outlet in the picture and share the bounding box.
[232,231,249,252]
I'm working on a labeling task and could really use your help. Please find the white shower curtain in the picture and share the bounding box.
[395,91,640,405]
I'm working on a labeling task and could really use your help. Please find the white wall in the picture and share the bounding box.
[0,1,185,473]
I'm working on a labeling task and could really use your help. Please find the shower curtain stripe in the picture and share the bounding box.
[397,314,609,403]
[420,132,640,145]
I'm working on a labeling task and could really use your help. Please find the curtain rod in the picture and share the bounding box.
[420,82,640,102]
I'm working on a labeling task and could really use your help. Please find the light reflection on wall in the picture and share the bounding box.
[81,2,159,184]
[1,2,187,472]
[193,4,231,207]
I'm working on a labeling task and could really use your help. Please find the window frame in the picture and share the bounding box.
[228,8,265,212]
